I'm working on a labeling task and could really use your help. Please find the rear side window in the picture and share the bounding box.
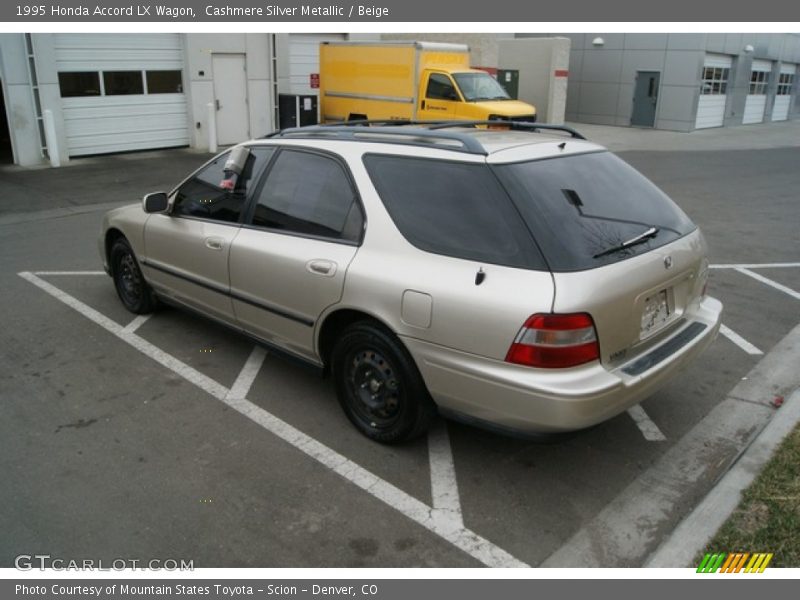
[363,155,546,270]
[494,152,696,272]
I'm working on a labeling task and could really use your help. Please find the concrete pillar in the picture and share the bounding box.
[498,37,571,124]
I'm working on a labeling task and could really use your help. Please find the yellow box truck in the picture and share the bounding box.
[319,41,537,123]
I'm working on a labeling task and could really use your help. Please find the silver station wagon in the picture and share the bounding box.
[99,121,722,443]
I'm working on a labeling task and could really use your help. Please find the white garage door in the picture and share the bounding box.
[55,33,189,157]
[695,54,733,129]
[772,63,796,122]
[743,59,773,124]
[289,33,346,95]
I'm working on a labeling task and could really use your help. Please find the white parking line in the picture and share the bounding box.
[122,314,152,334]
[427,422,464,527]
[734,267,800,301]
[626,405,667,442]
[33,270,106,276]
[710,262,800,269]
[719,324,764,356]
[19,271,528,568]
[226,346,268,400]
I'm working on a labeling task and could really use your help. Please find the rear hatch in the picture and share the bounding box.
[492,150,706,366]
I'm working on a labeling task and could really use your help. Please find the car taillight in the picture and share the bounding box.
[505,313,600,368]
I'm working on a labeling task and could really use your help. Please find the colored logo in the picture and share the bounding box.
[697,552,773,573]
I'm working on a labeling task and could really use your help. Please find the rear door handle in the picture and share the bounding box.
[306,259,337,277]
[205,237,224,251]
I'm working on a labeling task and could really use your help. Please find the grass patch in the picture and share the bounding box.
[701,422,800,567]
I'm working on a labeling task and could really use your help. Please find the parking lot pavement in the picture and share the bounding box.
[0,148,213,216]
[1,132,798,568]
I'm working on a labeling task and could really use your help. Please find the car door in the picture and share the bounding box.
[229,147,364,363]
[142,147,274,325]
[418,71,461,120]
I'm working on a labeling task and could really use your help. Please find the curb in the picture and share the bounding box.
[646,389,800,567]
[540,323,800,567]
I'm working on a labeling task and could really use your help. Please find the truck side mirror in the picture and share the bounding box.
[142,191,169,214]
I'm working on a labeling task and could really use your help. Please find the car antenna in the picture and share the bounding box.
[558,142,567,151]
[475,267,486,286]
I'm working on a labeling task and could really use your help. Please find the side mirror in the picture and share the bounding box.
[142,191,169,214]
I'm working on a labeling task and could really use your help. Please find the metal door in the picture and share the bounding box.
[212,54,249,145]
[631,71,660,127]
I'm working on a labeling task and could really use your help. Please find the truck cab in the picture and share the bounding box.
[419,69,537,121]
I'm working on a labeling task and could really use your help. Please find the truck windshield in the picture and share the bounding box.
[453,73,511,102]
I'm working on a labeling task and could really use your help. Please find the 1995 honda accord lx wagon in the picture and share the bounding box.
[99,121,722,443]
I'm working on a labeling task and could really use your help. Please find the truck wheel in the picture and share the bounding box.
[332,321,436,443]
[347,113,368,123]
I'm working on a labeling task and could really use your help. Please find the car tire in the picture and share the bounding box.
[110,237,158,314]
[332,321,436,443]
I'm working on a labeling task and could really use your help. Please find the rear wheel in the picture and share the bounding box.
[331,321,436,443]
[110,238,157,314]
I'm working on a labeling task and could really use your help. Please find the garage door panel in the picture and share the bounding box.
[61,95,186,117]
[742,95,767,124]
[64,128,190,155]
[695,96,726,128]
[695,53,732,129]
[55,50,183,72]
[772,96,791,121]
[54,33,184,71]
[55,33,189,157]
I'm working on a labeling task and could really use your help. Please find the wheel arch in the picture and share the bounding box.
[317,308,400,374]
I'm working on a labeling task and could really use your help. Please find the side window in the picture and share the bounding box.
[426,73,458,101]
[250,150,362,242]
[172,147,275,223]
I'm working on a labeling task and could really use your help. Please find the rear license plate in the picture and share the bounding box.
[641,289,670,336]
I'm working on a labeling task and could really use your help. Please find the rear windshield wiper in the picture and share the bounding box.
[593,226,659,259]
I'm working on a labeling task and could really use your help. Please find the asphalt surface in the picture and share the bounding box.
[1,135,798,568]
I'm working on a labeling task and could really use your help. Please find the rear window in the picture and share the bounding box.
[494,152,696,272]
[363,155,546,270]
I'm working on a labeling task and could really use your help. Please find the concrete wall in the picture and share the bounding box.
[519,33,800,131]
[380,33,512,69]
[184,33,272,151]
[498,37,570,124]
[0,34,41,166]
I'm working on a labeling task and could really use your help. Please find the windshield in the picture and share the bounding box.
[453,73,511,101]
[493,152,697,272]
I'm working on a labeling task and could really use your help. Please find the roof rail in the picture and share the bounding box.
[263,120,588,154]
[427,120,587,140]
[269,125,489,155]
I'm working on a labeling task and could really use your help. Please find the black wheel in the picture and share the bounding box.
[110,238,157,314]
[331,321,436,443]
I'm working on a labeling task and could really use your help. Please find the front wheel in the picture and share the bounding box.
[110,238,158,314]
[331,322,436,443]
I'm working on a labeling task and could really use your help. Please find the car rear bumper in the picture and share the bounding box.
[403,295,722,433]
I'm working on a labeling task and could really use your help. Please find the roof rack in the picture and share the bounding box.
[264,119,587,155]
[427,120,587,140]
[269,125,489,155]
